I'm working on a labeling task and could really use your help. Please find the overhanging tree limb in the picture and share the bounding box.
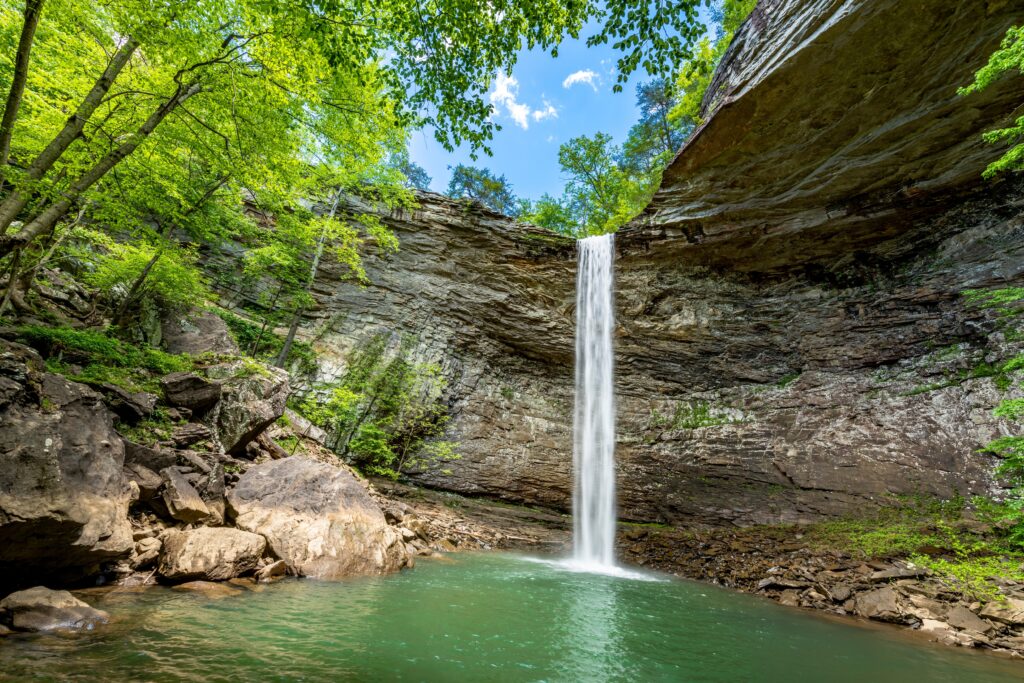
[0,81,202,259]
[0,35,140,234]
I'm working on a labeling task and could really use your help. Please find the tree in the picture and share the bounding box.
[668,0,757,130]
[0,0,719,258]
[959,25,1024,178]
[520,194,578,235]
[446,164,520,215]
[299,333,457,478]
[399,160,432,192]
[622,79,691,174]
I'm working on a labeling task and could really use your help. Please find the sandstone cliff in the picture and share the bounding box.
[242,0,1024,525]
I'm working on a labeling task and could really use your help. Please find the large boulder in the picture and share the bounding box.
[226,457,407,579]
[158,527,266,582]
[0,587,108,632]
[161,308,239,357]
[0,342,132,586]
[205,361,289,454]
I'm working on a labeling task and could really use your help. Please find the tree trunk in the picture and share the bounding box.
[113,249,162,324]
[111,173,228,325]
[0,248,22,316]
[0,36,139,234]
[340,394,378,458]
[0,81,200,258]
[273,187,344,368]
[15,204,82,297]
[0,0,45,170]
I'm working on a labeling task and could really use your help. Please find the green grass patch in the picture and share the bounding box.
[20,325,192,392]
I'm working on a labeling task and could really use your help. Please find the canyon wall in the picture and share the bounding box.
[250,0,1024,525]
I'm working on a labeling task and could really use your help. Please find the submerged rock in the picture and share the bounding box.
[227,457,407,579]
[0,587,108,632]
[158,527,266,582]
[0,343,133,586]
[171,580,243,599]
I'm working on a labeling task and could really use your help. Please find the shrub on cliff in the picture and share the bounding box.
[960,25,1024,178]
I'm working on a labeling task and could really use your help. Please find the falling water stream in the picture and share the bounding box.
[573,233,617,569]
[1,232,1018,681]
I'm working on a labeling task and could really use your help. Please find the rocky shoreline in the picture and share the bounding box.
[620,523,1024,658]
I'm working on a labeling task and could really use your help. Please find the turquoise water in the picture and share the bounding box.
[1,553,1021,682]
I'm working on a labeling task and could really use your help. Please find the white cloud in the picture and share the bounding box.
[532,100,558,122]
[562,69,599,91]
[488,72,558,130]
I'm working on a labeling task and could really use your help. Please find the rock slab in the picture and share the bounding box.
[206,362,289,454]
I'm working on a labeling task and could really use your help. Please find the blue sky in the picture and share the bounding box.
[407,28,651,203]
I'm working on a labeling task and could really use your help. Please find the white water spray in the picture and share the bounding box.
[573,233,617,568]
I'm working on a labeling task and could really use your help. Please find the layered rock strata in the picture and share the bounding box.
[255,0,1024,525]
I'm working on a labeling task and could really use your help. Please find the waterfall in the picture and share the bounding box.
[573,233,616,568]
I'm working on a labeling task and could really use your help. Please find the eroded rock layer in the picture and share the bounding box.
[251,0,1024,526]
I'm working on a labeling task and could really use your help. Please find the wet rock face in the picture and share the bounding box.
[226,457,408,579]
[0,342,133,586]
[213,0,1024,526]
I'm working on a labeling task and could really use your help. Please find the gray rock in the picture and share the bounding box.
[255,559,289,583]
[160,468,210,523]
[132,537,161,569]
[160,372,221,414]
[123,462,163,502]
[122,437,177,472]
[0,587,108,632]
[171,422,213,448]
[978,597,1024,626]
[161,308,239,357]
[854,587,902,622]
[0,351,133,586]
[158,527,266,582]
[96,383,158,423]
[869,565,930,582]
[945,605,992,634]
[827,584,852,602]
[227,457,407,579]
[206,362,289,455]
[284,408,328,446]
